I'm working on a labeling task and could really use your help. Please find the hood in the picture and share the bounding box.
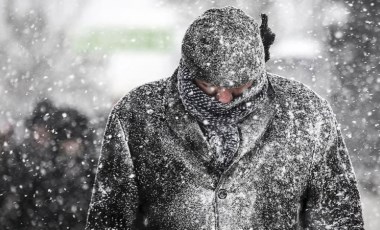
[181,6,266,88]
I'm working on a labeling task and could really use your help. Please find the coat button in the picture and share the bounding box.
[218,189,227,199]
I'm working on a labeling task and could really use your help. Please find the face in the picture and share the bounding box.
[194,79,253,103]
[60,138,83,156]
[31,124,52,147]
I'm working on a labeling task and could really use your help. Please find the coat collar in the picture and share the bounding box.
[226,83,276,173]
[162,68,277,170]
[162,68,212,162]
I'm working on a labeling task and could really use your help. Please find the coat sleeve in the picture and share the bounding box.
[303,108,364,229]
[86,110,139,229]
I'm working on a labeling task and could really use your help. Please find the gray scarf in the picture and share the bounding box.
[177,61,268,171]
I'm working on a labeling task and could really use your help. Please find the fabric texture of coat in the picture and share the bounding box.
[86,69,364,229]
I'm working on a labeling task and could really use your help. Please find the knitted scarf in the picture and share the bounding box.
[177,62,268,172]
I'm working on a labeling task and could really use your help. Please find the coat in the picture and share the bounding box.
[86,70,364,229]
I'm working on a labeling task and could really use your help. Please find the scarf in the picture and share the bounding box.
[177,61,269,172]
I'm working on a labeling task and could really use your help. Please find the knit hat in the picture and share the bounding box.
[25,99,57,129]
[54,108,90,141]
[181,6,266,88]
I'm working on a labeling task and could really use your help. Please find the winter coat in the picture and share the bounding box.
[86,70,364,230]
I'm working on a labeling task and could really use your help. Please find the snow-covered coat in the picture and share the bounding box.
[86,69,364,229]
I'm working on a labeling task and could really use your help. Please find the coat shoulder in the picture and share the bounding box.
[268,72,337,138]
[268,72,326,106]
[268,72,333,115]
[111,78,169,119]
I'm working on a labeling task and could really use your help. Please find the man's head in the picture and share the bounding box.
[180,6,275,104]
[54,108,92,156]
[25,99,56,148]
[182,7,265,87]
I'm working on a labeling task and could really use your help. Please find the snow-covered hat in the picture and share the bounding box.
[181,6,266,87]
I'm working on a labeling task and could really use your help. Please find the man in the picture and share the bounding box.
[86,6,364,229]
[0,100,97,229]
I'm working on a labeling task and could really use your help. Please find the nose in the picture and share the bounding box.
[216,88,233,104]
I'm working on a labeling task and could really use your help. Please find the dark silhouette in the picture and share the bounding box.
[0,99,97,229]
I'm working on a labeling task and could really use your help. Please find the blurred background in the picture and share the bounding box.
[0,0,378,229]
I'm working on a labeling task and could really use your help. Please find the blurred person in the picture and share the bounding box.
[39,107,97,229]
[0,99,97,229]
[86,7,364,229]
[0,99,57,229]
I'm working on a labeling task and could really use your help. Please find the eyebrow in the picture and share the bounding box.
[196,79,253,89]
